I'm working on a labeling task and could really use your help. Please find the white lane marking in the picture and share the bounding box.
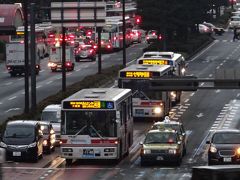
[184,99,189,103]
[4,82,13,85]
[0,102,2,104]
[5,108,21,113]
[216,66,220,69]
[67,73,72,76]
[190,41,217,61]
[127,58,137,66]
[192,131,211,158]
[190,93,195,96]
[18,78,24,81]
[46,81,53,85]
[36,85,42,89]
[209,74,213,77]
[56,76,61,80]
[196,113,204,118]
[8,96,17,100]
[185,103,191,106]
[76,69,81,71]
[215,89,221,93]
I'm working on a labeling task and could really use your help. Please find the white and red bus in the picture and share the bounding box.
[118,64,173,120]
[60,88,133,165]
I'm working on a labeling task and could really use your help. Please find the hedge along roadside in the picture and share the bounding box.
[0,65,124,131]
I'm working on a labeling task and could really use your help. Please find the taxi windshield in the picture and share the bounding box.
[144,132,177,144]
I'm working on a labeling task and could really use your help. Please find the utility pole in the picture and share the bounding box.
[62,26,66,92]
[97,27,102,74]
[122,0,126,67]
[23,0,29,113]
[30,3,37,112]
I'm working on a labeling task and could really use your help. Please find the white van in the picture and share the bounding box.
[41,104,61,144]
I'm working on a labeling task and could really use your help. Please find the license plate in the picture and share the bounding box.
[223,157,231,162]
[156,156,163,160]
[83,149,94,157]
[135,109,144,114]
[13,152,21,156]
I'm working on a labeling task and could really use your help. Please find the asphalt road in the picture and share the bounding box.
[3,29,240,180]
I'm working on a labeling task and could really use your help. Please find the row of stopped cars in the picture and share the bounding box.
[0,105,61,162]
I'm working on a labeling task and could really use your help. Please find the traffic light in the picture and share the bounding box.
[135,15,142,25]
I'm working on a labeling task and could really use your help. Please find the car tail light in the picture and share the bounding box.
[7,66,11,70]
[66,62,71,66]
[20,40,24,44]
[114,36,117,41]
[146,36,149,39]
[93,45,97,49]
[101,41,104,45]
[152,32,156,35]
[35,65,39,69]
[107,45,111,49]
[89,49,93,53]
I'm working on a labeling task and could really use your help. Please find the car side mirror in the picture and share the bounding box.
[206,140,210,144]
[139,142,143,145]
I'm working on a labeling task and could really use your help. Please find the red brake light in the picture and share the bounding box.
[89,49,93,53]
[153,32,156,35]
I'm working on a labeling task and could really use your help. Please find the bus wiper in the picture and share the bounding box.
[90,125,104,139]
[74,125,87,136]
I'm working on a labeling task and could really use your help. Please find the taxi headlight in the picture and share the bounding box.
[154,107,162,114]
[169,149,177,154]
[143,149,151,154]
[43,140,48,146]
[236,147,240,155]
[0,142,7,148]
[209,146,217,153]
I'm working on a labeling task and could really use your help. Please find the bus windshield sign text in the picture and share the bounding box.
[121,71,151,78]
[63,101,114,109]
[142,59,169,65]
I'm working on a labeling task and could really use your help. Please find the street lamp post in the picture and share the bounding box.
[122,0,126,67]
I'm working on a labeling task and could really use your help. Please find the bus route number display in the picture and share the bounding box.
[63,101,114,109]
[142,59,169,65]
[121,71,151,78]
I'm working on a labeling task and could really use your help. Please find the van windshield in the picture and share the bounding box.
[4,125,34,139]
[41,111,60,123]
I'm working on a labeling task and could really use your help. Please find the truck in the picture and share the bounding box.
[6,42,41,77]
[48,46,75,72]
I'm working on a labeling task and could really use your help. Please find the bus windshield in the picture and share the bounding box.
[102,24,118,33]
[63,111,117,137]
[121,79,163,100]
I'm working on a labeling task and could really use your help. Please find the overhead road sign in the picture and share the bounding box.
[50,1,106,27]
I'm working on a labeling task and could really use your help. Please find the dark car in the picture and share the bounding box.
[39,121,56,154]
[0,120,44,162]
[75,44,96,62]
[206,129,240,165]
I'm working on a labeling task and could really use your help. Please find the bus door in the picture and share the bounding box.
[121,101,128,155]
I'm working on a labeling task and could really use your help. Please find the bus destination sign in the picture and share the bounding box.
[63,101,114,109]
[120,71,151,78]
[142,59,169,65]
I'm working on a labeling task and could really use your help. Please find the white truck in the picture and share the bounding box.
[6,42,41,77]
[48,46,75,72]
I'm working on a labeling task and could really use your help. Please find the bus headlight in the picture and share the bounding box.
[154,107,162,114]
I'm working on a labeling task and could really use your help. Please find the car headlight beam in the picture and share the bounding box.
[209,146,217,153]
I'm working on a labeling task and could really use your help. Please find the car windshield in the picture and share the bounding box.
[41,111,60,123]
[152,124,182,134]
[144,132,177,144]
[212,132,240,144]
[4,125,35,138]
